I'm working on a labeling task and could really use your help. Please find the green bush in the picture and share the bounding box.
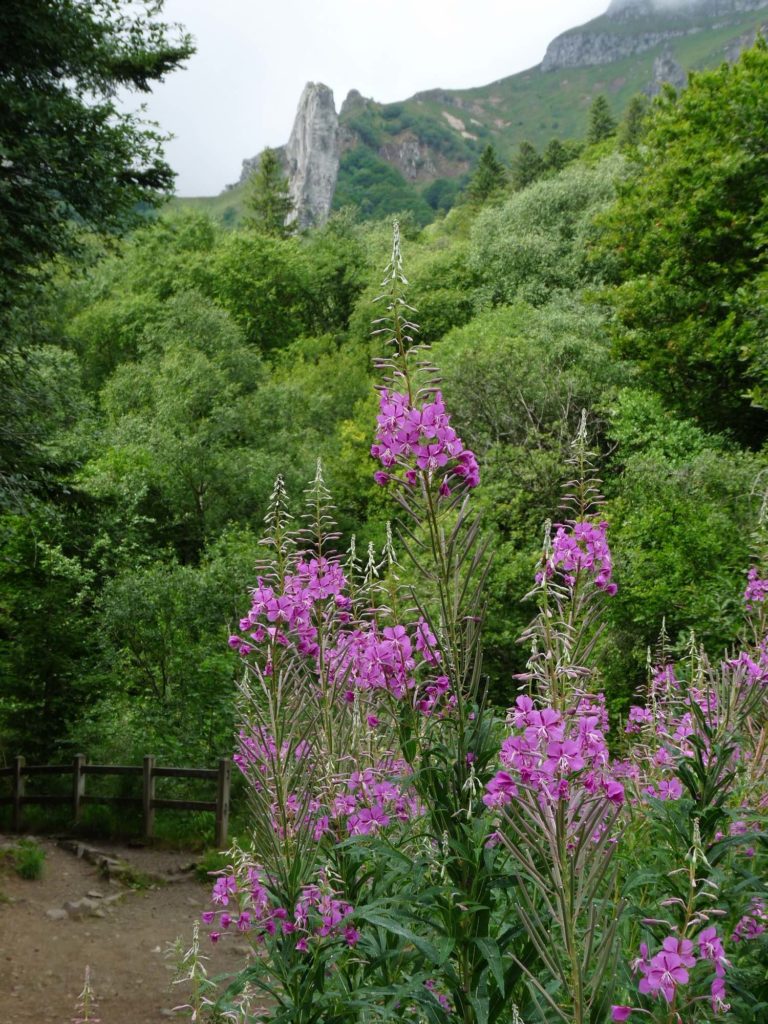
[13,839,45,880]
[470,154,624,306]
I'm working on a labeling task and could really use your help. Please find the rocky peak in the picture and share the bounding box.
[542,0,768,71]
[283,82,340,229]
[340,89,369,117]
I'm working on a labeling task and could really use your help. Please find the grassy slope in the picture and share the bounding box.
[168,178,249,225]
[172,6,767,224]
[410,6,768,157]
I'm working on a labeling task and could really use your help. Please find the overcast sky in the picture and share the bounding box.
[139,1,610,196]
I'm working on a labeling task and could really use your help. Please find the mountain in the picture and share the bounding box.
[175,0,768,226]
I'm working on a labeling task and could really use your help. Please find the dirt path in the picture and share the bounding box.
[0,835,247,1024]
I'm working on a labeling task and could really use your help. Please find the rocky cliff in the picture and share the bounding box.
[542,0,768,71]
[609,0,768,13]
[283,83,340,229]
[237,83,340,229]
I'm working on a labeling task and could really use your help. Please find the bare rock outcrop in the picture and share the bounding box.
[542,0,768,71]
[648,50,688,92]
[608,0,768,14]
[284,82,340,229]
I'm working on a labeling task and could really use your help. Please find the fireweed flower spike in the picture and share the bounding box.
[372,387,480,493]
[370,223,480,499]
[485,441,629,1024]
[744,565,768,605]
[200,228,504,1024]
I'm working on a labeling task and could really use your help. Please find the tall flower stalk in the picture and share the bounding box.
[369,223,522,1024]
[485,429,627,1023]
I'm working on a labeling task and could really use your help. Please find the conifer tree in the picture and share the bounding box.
[511,141,544,191]
[244,148,295,237]
[465,144,508,205]
[542,138,569,172]
[587,95,617,145]
[619,94,649,149]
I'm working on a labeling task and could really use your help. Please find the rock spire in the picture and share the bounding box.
[284,82,340,229]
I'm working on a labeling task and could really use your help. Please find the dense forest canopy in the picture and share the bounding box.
[1,19,767,796]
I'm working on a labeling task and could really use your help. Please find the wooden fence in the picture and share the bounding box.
[0,754,231,847]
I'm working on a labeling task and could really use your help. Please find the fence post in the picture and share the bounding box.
[142,755,156,841]
[72,753,86,823]
[215,757,231,849]
[12,755,25,832]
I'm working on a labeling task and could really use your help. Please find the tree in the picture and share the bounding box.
[618,94,649,149]
[601,388,762,700]
[542,138,570,172]
[470,155,622,306]
[586,94,617,145]
[510,141,544,190]
[0,1,193,308]
[243,148,295,237]
[465,144,507,205]
[596,39,768,441]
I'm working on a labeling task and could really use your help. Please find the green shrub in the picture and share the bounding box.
[195,846,232,884]
[13,839,45,880]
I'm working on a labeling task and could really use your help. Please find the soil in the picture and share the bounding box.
[0,835,248,1024]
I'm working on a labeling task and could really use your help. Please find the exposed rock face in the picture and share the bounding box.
[648,51,688,92]
[340,89,369,117]
[283,82,340,229]
[378,133,435,181]
[609,0,768,13]
[542,28,700,69]
[542,0,768,71]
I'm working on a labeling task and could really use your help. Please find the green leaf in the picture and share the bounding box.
[354,908,450,964]
[469,992,490,1024]
[474,937,505,996]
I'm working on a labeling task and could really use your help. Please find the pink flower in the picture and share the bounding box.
[661,935,696,968]
[211,874,237,906]
[543,519,617,593]
[638,950,690,1003]
[542,739,585,776]
[483,770,518,808]
[603,778,626,805]
[610,1008,633,1022]
[698,926,728,976]
[744,565,768,605]
[524,708,565,747]
[711,975,730,1014]
[658,777,683,800]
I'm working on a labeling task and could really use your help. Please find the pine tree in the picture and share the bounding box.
[542,138,570,172]
[619,94,650,149]
[244,148,295,237]
[511,141,544,191]
[465,144,508,205]
[587,95,617,145]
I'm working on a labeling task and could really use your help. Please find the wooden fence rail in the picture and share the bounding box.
[0,754,231,847]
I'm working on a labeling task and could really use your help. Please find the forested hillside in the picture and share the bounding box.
[2,37,768,777]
